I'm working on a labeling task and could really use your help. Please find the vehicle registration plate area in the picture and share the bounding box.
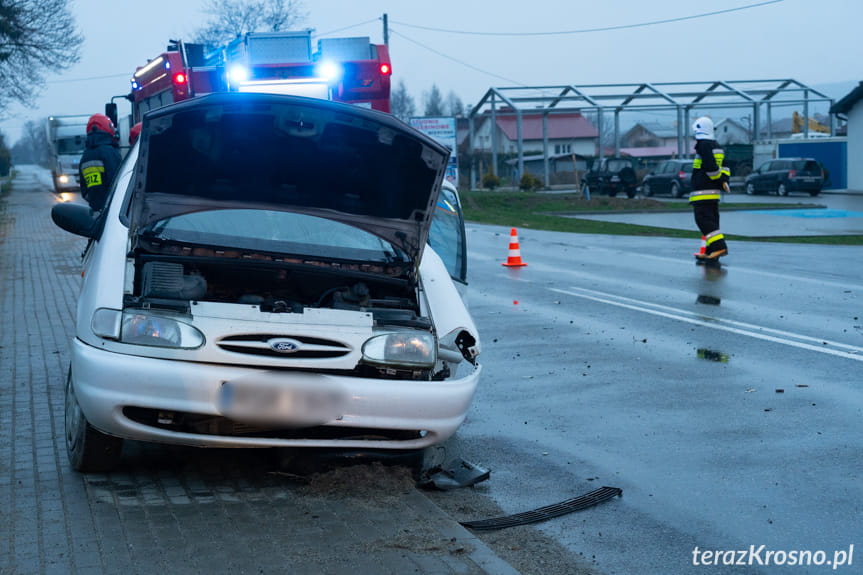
[218,379,346,426]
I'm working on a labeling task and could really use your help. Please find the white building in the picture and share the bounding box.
[831,82,863,191]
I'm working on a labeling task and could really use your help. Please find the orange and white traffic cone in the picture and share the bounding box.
[502,227,528,267]
[694,235,706,258]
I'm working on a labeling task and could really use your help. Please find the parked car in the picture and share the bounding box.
[744,158,824,197]
[582,156,640,198]
[640,159,693,198]
[51,92,482,472]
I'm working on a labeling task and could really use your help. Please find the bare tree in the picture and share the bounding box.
[390,80,416,122]
[445,91,464,117]
[423,84,445,117]
[194,0,308,48]
[0,0,83,113]
[10,118,50,166]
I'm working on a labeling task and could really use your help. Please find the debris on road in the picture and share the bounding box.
[459,486,622,530]
[417,458,491,491]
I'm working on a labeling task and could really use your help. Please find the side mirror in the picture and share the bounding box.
[51,203,99,239]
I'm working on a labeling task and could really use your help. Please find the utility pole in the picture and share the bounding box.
[383,13,389,46]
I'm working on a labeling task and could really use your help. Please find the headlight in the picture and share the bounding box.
[362,332,436,368]
[91,308,204,349]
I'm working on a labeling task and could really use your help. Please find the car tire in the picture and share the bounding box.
[626,188,636,199]
[671,182,682,198]
[746,183,756,195]
[809,189,821,197]
[65,367,123,472]
[642,183,652,197]
[778,183,789,196]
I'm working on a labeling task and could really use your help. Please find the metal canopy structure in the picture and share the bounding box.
[467,79,835,189]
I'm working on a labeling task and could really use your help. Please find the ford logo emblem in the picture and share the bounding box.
[269,338,302,353]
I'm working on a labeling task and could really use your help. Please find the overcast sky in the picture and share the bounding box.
[1,0,860,144]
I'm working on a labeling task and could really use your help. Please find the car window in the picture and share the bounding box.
[681,163,693,173]
[607,159,630,172]
[144,209,406,263]
[428,186,467,284]
[793,160,820,172]
[653,162,667,174]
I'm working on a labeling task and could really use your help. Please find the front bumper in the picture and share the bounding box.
[72,338,482,450]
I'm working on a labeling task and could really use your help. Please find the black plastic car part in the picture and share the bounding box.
[459,485,622,530]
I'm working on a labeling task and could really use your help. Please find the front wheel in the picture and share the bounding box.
[671,182,682,198]
[777,183,789,196]
[746,183,756,195]
[65,368,123,472]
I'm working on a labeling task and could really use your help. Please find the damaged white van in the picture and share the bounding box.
[51,92,481,472]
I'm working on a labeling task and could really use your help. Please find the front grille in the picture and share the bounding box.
[216,334,351,359]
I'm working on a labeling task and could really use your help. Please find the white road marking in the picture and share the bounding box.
[550,286,863,362]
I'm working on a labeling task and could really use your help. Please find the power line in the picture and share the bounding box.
[314,18,381,39]
[46,72,130,84]
[389,28,527,88]
[390,0,783,37]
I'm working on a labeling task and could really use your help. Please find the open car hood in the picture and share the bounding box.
[128,92,449,262]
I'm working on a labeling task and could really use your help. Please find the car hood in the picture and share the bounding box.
[128,92,449,262]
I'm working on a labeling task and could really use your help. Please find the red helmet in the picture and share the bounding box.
[87,113,115,137]
[129,122,142,146]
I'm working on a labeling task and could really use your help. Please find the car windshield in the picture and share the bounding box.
[143,209,406,263]
[57,136,85,155]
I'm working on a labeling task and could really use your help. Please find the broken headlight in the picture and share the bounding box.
[362,332,436,368]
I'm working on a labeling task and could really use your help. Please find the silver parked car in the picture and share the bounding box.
[52,92,482,471]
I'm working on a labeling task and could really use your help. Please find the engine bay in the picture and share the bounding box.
[127,255,431,328]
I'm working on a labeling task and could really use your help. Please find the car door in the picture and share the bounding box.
[427,182,468,298]
[753,161,773,192]
[768,160,786,193]
[648,161,669,194]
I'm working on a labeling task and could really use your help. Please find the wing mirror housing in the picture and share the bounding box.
[51,203,100,239]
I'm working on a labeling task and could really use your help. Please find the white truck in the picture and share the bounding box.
[46,115,89,192]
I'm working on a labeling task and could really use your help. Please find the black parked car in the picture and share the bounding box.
[582,157,639,198]
[641,159,693,198]
[744,158,824,197]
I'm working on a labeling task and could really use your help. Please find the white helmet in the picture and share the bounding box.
[692,116,715,140]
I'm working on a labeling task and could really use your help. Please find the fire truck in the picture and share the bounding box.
[129,30,391,123]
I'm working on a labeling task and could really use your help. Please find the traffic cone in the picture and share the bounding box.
[502,228,528,267]
[694,236,706,257]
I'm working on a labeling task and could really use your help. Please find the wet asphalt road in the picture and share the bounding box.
[441,217,862,574]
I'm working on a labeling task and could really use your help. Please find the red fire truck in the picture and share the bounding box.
[129,31,392,123]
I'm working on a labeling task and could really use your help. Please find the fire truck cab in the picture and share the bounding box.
[130,30,391,123]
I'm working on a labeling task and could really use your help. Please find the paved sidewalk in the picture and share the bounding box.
[0,168,519,575]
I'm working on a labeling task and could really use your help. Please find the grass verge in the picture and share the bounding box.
[461,191,863,245]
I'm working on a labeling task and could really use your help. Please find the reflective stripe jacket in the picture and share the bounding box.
[78,131,122,212]
[690,138,729,199]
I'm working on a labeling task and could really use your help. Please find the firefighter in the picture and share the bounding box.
[689,116,729,260]
[78,113,122,212]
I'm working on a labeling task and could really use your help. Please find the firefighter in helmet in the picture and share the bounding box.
[689,116,729,260]
[78,113,122,212]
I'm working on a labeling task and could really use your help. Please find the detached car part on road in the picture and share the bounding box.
[53,93,482,472]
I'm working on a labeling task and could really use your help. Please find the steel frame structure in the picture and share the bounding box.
[467,79,834,189]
